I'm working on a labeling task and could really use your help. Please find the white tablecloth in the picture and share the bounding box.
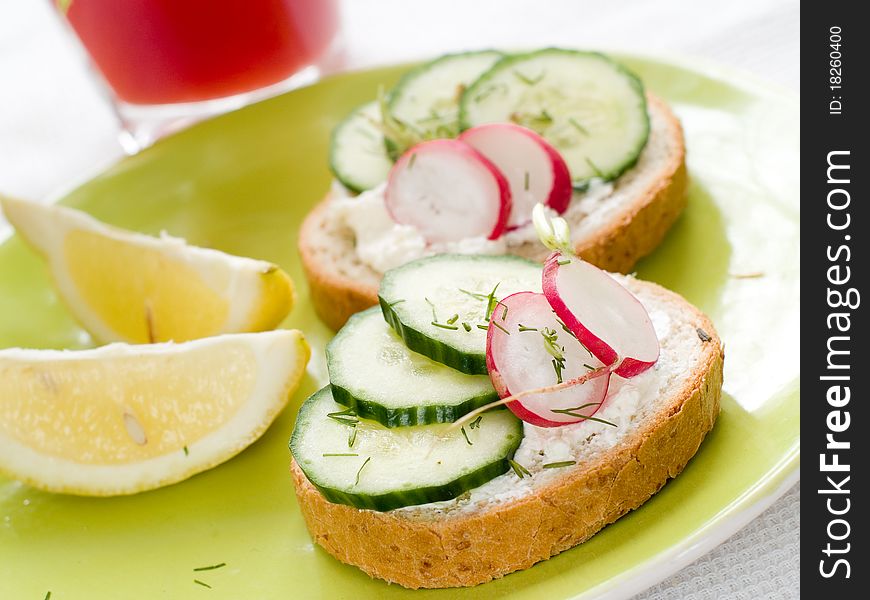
[0,1,800,598]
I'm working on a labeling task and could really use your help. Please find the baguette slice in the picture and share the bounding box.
[299,94,687,330]
[290,277,722,589]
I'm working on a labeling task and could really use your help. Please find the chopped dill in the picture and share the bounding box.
[491,320,511,335]
[508,459,532,479]
[513,70,545,85]
[542,461,576,469]
[327,408,359,426]
[568,118,590,135]
[458,288,488,300]
[194,563,226,572]
[552,358,564,384]
[460,426,473,446]
[354,456,372,486]
[193,579,212,589]
[484,282,501,320]
[550,405,616,427]
[584,157,605,178]
[424,297,438,321]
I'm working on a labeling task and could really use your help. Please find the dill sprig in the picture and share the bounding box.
[424,297,438,321]
[550,404,616,427]
[491,320,511,335]
[193,580,212,589]
[508,459,532,479]
[462,322,472,332]
[469,416,483,430]
[460,426,473,446]
[458,288,488,300]
[432,321,459,330]
[518,324,538,332]
[194,563,226,572]
[354,456,372,486]
[323,452,359,457]
[327,408,359,426]
[568,118,589,135]
[484,283,501,321]
[552,358,565,384]
[540,327,567,382]
[513,70,545,85]
[542,460,576,469]
[585,157,605,178]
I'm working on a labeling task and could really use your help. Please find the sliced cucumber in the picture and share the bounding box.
[460,48,650,186]
[290,387,523,511]
[329,100,393,193]
[387,50,503,151]
[379,254,541,375]
[328,308,498,427]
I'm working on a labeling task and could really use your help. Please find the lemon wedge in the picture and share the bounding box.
[0,329,310,495]
[0,196,295,344]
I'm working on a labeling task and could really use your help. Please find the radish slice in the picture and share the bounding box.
[486,291,611,428]
[542,254,659,378]
[459,124,571,229]
[385,139,511,243]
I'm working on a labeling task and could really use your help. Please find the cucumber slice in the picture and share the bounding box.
[327,308,498,427]
[379,254,541,375]
[290,387,523,511]
[460,49,650,186]
[387,50,503,150]
[329,100,393,193]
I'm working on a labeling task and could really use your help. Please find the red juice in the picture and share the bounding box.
[64,0,339,105]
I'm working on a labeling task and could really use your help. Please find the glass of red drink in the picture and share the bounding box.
[57,0,342,151]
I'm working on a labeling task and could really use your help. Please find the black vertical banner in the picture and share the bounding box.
[804,2,868,596]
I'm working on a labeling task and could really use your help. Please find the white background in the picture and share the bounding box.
[0,1,800,598]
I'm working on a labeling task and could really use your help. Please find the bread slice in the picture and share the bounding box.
[299,94,688,330]
[290,278,722,588]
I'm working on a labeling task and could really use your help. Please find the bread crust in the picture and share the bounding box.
[290,282,723,589]
[298,197,380,331]
[299,94,687,331]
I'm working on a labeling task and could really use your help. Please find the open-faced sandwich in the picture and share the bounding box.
[300,48,688,329]
[290,208,723,588]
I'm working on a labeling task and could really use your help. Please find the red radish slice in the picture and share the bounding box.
[542,254,659,378]
[385,139,511,243]
[459,124,571,229]
[486,291,611,428]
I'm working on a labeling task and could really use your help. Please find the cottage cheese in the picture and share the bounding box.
[330,180,614,274]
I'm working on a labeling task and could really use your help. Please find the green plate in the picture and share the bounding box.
[0,54,799,599]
